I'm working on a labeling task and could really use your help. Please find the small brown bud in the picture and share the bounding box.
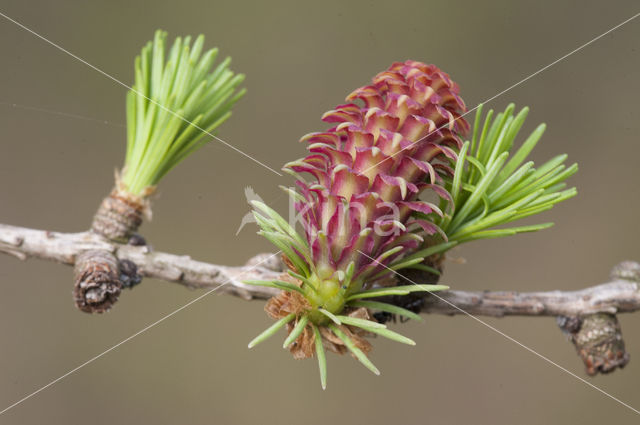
[610,261,640,283]
[558,313,630,375]
[73,250,122,313]
[127,233,147,246]
[119,259,142,288]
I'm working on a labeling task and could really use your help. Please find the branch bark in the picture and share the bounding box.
[0,223,283,301]
[1,223,639,317]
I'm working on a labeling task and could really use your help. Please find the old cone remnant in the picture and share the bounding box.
[73,250,122,313]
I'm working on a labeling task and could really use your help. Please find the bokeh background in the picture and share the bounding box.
[1,0,639,423]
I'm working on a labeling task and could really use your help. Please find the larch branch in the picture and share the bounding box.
[1,223,639,317]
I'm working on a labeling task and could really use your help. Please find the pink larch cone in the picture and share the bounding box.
[285,60,469,290]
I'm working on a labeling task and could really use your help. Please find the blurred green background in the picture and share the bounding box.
[1,0,639,423]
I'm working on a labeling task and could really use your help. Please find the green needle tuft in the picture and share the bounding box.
[436,104,577,245]
[122,30,245,196]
